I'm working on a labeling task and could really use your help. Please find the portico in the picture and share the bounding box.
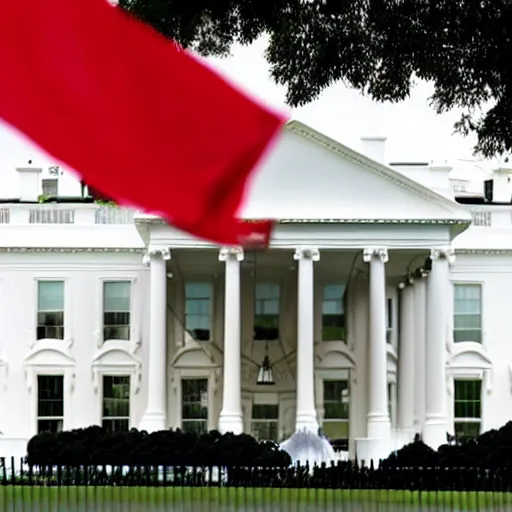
[135,121,472,463]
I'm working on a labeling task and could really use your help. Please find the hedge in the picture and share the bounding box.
[383,421,512,469]
[26,427,292,467]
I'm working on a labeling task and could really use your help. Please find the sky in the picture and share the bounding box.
[0,36,490,196]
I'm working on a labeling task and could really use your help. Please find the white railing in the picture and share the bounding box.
[471,210,492,227]
[29,206,75,224]
[0,208,9,224]
[95,206,134,225]
[0,204,136,225]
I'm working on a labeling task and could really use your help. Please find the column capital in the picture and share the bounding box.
[219,246,244,262]
[363,247,389,263]
[430,247,455,264]
[398,273,415,289]
[142,246,171,265]
[293,247,320,262]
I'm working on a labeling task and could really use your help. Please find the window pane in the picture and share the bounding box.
[323,284,345,301]
[387,298,393,329]
[453,329,482,343]
[251,421,278,442]
[102,419,129,433]
[454,314,481,329]
[454,379,482,420]
[255,283,280,300]
[37,419,63,434]
[37,376,64,417]
[104,281,131,312]
[323,421,349,440]
[454,284,481,301]
[454,421,480,440]
[323,380,349,420]
[182,379,208,426]
[103,376,130,418]
[182,420,208,435]
[185,283,212,299]
[252,404,278,420]
[38,281,64,311]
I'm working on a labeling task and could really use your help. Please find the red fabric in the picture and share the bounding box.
[0,0,286,246]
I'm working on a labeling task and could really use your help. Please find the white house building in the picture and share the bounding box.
[0,121,509,464]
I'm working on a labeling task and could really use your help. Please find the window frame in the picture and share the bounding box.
[102,280,132,343]
[180,376,210,435]
[320,283,346,342]
[41,178,59,197]
[253,281,281,341]
[97,277,138,347]
[250,403,279,442]
[453,378,482,440]
[184,281,214,342]
[36,374,65,434]
[101,374,131,433]
[33,277,70,344]
[453,282,483,344]
[322,378,350,441]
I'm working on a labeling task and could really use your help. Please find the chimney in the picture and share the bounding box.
[491,165,512,202]
[428,161,453,199]
[360,135,387,165]
[16,161,43,202]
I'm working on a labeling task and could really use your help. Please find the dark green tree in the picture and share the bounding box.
[119,0,512,158]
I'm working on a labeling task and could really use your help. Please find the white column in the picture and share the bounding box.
[139,247,170,432]
[363,248,390,439]
[218,247,244,434]
[423,248,454,449]
[294,247,320,433]
[413,272,427,435]
[397,279,415,440]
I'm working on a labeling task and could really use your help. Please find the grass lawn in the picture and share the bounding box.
[0,486,509,510]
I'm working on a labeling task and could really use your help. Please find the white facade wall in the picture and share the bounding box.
[0,121,510,464]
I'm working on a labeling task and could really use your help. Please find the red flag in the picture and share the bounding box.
[0,0,286,246]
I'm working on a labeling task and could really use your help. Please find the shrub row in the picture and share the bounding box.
[26,427,291,467]
[383,421,512,469]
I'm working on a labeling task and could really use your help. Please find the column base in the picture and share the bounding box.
[295,411,319,433]
[355,438,391,467]
[139,410,166,433]
[393,428,415,451]
[423,416,447,450]
[367,414,391,439]
[218,412,243,435]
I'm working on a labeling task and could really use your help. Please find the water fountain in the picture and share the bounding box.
[280,427,337,467]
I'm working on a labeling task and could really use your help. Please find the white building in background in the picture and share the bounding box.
[0,121,509,464]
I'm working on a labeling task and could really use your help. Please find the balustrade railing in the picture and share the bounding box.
[0,204,136,225]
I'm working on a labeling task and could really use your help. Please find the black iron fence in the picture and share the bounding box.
[1,457,511,510]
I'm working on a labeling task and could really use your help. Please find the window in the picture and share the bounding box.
[181,379,208,435]
[103,281,131,341]
[386,298,393,343]
[251,404,279,442]
[185,283,212,341]
[322,284,346,341]
[454,284,482,343]
[42,178,58,197]
[37,281,64,340]
[102,376,130,433]
[454,379,482,440]
[254,283,280,340]
[37,375,64,433]
[388,382,396,427]
[322,380,349,440]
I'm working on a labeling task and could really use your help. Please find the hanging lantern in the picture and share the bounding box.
[256,355,275,386]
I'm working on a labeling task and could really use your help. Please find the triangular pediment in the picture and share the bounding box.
[240,121,472,224]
